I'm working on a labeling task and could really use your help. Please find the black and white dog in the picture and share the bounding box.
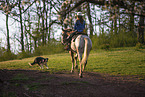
[29,57,49,69]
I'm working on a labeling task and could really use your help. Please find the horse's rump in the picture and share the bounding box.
[71,35,92,53]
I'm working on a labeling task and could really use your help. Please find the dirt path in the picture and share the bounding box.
[0,69,145,97]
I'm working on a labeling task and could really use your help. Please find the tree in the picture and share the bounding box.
[18,0,24,52]
[86,3,93,37]
[137,0,145,44]
[5,0,10,52]
[0,0,16,52]
[11,0,36,52]
[138,15,145,44]
[59,0,145,44]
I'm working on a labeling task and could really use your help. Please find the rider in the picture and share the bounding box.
[74,12,85,33]
[64,12,86,50]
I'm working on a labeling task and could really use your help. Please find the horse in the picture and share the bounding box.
[61,29,92,78]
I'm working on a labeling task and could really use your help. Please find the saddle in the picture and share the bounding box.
[71,32,88,42]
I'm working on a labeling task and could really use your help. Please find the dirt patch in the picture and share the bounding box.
[0,69,145,97]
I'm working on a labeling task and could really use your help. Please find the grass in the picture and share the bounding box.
[2,92,17,97]
[89,48,145,77]
[0,47,145,80]
[26,82,42,91]
[61,81,89,85]
[11,73,29,81]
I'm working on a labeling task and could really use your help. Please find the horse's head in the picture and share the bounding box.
[61,29,72,45]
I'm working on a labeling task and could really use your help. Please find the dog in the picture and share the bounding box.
[29,57,49,69]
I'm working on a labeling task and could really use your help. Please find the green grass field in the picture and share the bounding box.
[0,47,145,80]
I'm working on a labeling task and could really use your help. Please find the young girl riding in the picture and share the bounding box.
[64,12,86,50]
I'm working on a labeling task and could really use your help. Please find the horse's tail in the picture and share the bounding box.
[81,37,89,65]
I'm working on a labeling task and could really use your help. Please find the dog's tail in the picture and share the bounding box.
[28,63,32,66]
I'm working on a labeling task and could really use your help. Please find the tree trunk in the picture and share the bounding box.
[18,0,24,51]
[87,3,93,37]
[45,3,48,43]
[48,2,52,41]
[137,16,144,44]
[114,9,118,35]
[130,2,135,38]
[137,1,145,44]
[28,10,32,53]
[42,0,46,46]
[6,0,10,52]
[6,13,10,52]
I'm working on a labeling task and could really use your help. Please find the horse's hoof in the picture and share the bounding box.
[79,74,83,78]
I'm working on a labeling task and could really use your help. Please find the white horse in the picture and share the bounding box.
[62,29,92,78]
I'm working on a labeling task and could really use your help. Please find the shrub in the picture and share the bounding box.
[135,43,145,49]
[0,48,17,62]
[91,28,137,49]
[100,44,110,50]
[34,41,64,56]
[17,51,32,59]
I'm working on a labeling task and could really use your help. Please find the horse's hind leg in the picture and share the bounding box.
[79,62,83,78]
[77,51,83,78]
[74,54,78,69]
[83,60,87,71]
[69,51,74,73]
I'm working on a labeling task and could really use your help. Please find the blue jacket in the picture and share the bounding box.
[74,20,85,32]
